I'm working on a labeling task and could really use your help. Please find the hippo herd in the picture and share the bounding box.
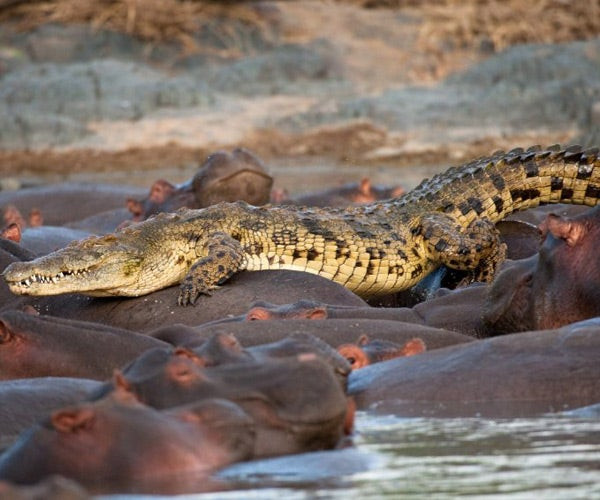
[0,148,599,495]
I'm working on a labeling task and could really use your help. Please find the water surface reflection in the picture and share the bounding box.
[103,412,600,499]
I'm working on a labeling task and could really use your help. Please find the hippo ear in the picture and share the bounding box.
[306,307,328,320]
[126,198,143,219]
[400,338,427,356]
[112,370,143,404]
[1,223,21,243]
[356,334,370,346]
[270,187,289,203]
[359,177,372,196]
[541,214,585,247]
[0,320,12,344]
[174,347,206,366]
[216,332,242,352]
[245,307,271,321]
[337,344,369,369]
[166,356,203,384]
[28,208,43,227]
[113,370,133,393]
[51,407,95,434]
[149,179,176,203]
[390,185,405,198]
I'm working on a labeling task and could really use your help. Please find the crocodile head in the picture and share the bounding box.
[2,230,180,297]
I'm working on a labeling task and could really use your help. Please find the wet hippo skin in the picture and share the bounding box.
[0,310,168,380]
[0,386,256,494]
[348,319,600,417]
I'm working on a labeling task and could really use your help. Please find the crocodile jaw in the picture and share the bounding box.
[2,245,145,297]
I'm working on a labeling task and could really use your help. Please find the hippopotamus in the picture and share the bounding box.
[2,224,92,257]
[127,148,273,221]
[0,310,167,380]
[276,177,405,207]
[0,385,255,494]
[337,334,426,370]
[150,317,473,352]
[348,318,600,417]
[483,205,600,334]
[189,332,351,380]
[215,284,488,338]
[18,270,367,332]
[1,205,28,231]
[0,183,146,227]
[99,353,352,458]
[0,377,101,452]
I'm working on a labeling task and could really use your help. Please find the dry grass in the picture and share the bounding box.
[417,0,600,53]
[2,0,599,56]
[0,0,270,55]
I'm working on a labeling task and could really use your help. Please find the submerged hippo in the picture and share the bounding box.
[127,148,273,221]
[349,319,600,417]
[0,310,167,380]
[337,334,426,370]
[0,385,255,494]
[97,352,352,458]
[0,377,101,452]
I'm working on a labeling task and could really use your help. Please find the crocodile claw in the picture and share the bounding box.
[178,284,213,306]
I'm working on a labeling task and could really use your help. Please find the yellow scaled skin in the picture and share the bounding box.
[4,145,600,305]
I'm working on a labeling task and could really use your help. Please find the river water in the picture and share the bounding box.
[103,411,600,499]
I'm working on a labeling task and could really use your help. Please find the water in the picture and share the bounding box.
[104,412,600,499]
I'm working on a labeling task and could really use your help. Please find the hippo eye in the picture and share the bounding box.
[347,357,356,365]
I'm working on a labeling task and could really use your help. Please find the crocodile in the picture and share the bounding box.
[4,145,600,305]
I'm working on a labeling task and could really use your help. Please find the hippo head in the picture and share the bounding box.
[532,208,600,329]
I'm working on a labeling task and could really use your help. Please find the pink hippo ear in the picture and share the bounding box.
[540,214,586,247]
[28,208,43,227]
[356,334,370,346]
[149,179,176,204]
[1,223,21,243]
[174,346,207,367]
[215,332,243,353]
[359,177,372,196]
[389,185,405,198]
[126,198,144,219]
[245,307,271,321]
[113,370,133,393]
[337,343,369,370]
[51,407,95,434]
[306,307,328,320]
[166,355,204,384]
[0,320,12,344]
[112,370,143,404]
[400,338,427,356]
[351,178,375,203]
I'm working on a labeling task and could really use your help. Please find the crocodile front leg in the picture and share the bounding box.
[420,213,507,283]
[178,232,245,306]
